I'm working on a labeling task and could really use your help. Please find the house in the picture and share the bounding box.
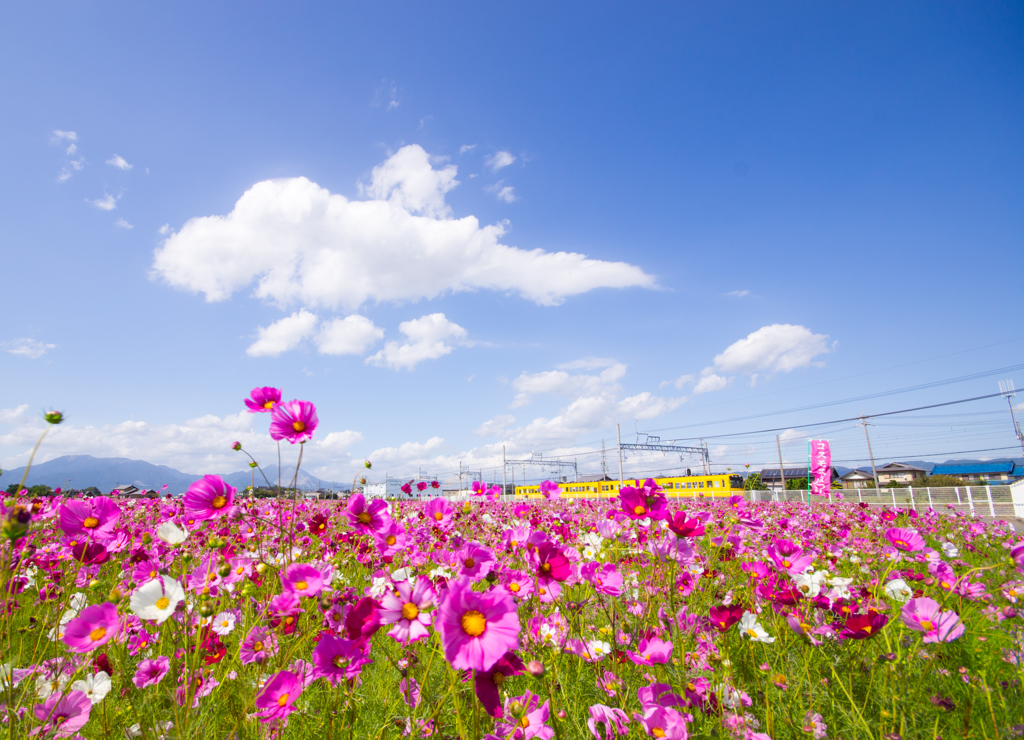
[875,462,927,486]
[930,462,1019,483]
[759,467,840,492]
[840,469,876,489]
[111,484,139,496]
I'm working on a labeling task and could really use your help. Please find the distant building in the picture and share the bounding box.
[929,462,1019,483]
[840,469,876,489]
[112,484,139,496]
[875,462,927,486]
[759,467,839,492]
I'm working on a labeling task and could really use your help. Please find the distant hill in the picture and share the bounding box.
[0,455,346,494]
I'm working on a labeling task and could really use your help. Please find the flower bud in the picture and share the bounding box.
[364,460,372,469]
[141,532,153,545]
[232,441,242,451]
[44,410,64,425]
[255,563,267,575]
[526,660,545,678]
[249,461,258,469]
[217,563,232,578]
[199,600,215,618]
[108,587,124,603]
[88,579,102,590]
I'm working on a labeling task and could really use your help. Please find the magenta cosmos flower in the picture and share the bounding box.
[379,579,436,644]
[58,497,121,544]
[269,399,318,444]
[63,602,119,653]
[901,597,965,643]
[458,542,496,579]
[424,497,453,528]
[245,386,282,412]
[133,656,170,689]
[345,493,390,535]
[533,542,573,583]
[581,562,623,597]
[311,635,372,684]
[436,577,521,672]
[33,690,91,738]
[886,527,926,552]
[184,475,236,521]
[240,626,278,665]
[280,563,326,598]
[255,670,303,724]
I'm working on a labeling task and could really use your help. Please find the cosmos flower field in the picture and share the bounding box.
[3,393,1023,739]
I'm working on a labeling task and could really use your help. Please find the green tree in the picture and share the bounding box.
[744,473,768,491]
[785,477,809,490]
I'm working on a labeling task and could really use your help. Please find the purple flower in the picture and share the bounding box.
[458,542,496,579]
[886,527,926,552]
[280,563,326,598]
[58,497,121,544]
[588,704,630,740]
[184,475,236,522]
[269,399,318,444]
[245,386,282,413]
[436,577,520,672]
[62,602,119,654]
[240,626,278,665]
[33,690,91,738]
[345,493,390,535]
[133,657,170,689]
[495,692,554,739]
[581,562,623,596]
[254,670,302,724]
[901,597,965,643]
[379,579,435,645]
[311,634,372,684]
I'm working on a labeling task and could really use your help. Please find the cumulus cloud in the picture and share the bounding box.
[459,144,477,154]
[0,405,29,423]
[315,315,383,356]
[693,372,728,394]
[486,181,517,203]
[151,145,655,313]
[368,436,446,467]
[0,409,363,481]
[778,428,808,444]
[726,289,750,297]
[367,313,466,370]
[106,154,132,170]
[91,193,118,211]
[115,218,133,229]
[2,338,55,359]
[511,360,627,408]
[660,373,695,390]
[485,151,515,171]
[246,310,318,357]
[474,414,516,437]
[713,324,834,377]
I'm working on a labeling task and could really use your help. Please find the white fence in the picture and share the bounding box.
[748,486,1021,519]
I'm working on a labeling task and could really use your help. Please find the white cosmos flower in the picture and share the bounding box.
[70,671,112,704]
[738,611,775,643]
[156,521,188,545]
[130,577,185,623]
[35,674,68,700]
[827,576,854,600]
[941,541,959,558]
[211,611,236,636]
[884,578,913,603]
[582,546,597,560]
[47,608,80,640]
[586,640,612,659]
[793,569,829,599]
[69,592,88,611]
[581,532,604,550]
[369,576,390,598]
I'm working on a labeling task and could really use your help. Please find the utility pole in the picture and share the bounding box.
[1000,381,1024,454]
[776,435,786,500]
[616,423,625,489]
[859,415,879,490]
[502,445,507,498]
[601,439,607,478]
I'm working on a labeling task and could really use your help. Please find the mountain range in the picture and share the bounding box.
[0,455,348,494]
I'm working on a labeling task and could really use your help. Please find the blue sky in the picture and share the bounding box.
[2,2,1023,486]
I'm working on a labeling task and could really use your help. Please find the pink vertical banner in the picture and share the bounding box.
[809,440,831,497]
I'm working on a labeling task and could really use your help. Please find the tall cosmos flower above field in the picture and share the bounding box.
[244,386,282,412]
[269,399,318,444]
[184,475,236,520]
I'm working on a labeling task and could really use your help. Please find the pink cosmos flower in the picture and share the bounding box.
[280,563,326,598]
[540,480,561,500]
[588,704,630,740]
[766,539,813,574]
[667,512,705,538]
[474,652,524,717]
[58,497,121,544]
[344,597,382,641]
[424,497,453,528]
[436,577,521,672]
[458,542,496,579]
[901,597,966,643]
[533,542,573,583]
[379,579,436,644]
[245,386,282,413]
[254,670,302,724]
[240,627,278,665]
[416,481,428,492]
[494,692,554,739]
[1010,542,1024,575]
[133,656,170,689]
[269,399,318,444]
[629,637,673,666]
[634,705,688,739]
[886,527,926,552]
[581,562,624,596]
[401,481,413,495]
[345,493,390,535]
[63,602,119,653]
[32,690,91,738]
[375,519,408,556]
[311,635,372,684]
[184,475,236,521]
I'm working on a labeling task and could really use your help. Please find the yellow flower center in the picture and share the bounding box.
[211,495,227,509]
[277,693,289,707]
[461,610,487,636]
[149,570,157,578]
[653,728,666,738]
[83,517,99,529]
[221,620,230,627]
[386,535,396,545]
[541,563,551,573]
[292,421,305,432]
[509,583,520,593]
[746,629,758,639]
[433,512,443,521]
[89,627,106,641]
[264,401,275,409]
[520,717,530,729]
[633,506,645,515]
[295,580,308,591]
[254,641,264,651]
[284,616,294,625]
[920,620,934,631]
[155,597,170,610]
[357,512,371,524]
[401,602,420,620]
[782,559,791,568]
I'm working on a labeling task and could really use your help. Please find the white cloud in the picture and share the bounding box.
[485,151,516,172]
[368,436,445,468]
[778,428,807,444]
[726,289,750,297]
[91,193,118,211]
[0,405,29,423]
[150,145,655,315]
[367,313,466,370]
[459,144,477,154]
[158,224,172,235]
[474,414,516,437]
[693,373,728,394]
[712,324,834,376]
[372,78,399,109]
[66,143,76,155]
[52,130,77,143]
[315,315,384,356]
[557,357,618,371]
[115,218,133,229]
[2,338,55,359]
[57,169,72,183]
[486,181,517,203]
[511,362,627,408]
[246,310,318,357]
[106,155,132,170]
[0,410,364,481]
[660,373,695,390]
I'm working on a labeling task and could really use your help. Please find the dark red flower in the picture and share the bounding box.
[840,612,888,640]
[308,513,329,536]
[708,605,745,633]
[474,652,525,717]
[667,512,705,538]
[344,597,382,641]
[92,653,113,676]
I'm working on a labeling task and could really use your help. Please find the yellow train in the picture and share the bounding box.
[514,473,744,499]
